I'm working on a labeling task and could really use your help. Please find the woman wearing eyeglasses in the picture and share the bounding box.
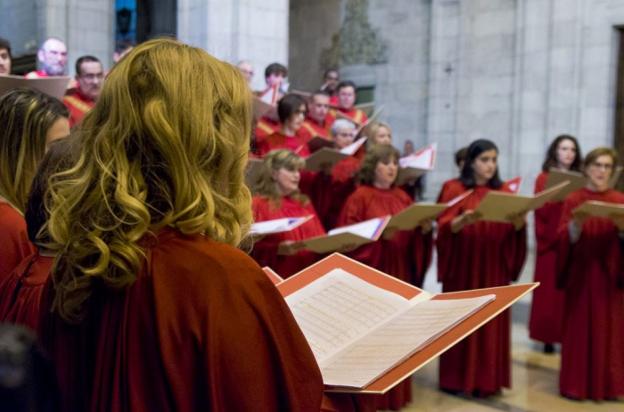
[556,147,624,401]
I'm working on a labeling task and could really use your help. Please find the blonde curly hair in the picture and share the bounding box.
[46,38,253,322]
[253,149,308,208]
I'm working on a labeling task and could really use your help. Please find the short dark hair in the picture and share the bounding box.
[541,134,582,173]
[358,144,401,186]
[459,139,503,189]
[337,80,357,93]
[310,89,331,100]
[75,55,101,76]
[277,94,306,123]
[264,62,287,79]
[0,37,11,58]
[323,68,339,79]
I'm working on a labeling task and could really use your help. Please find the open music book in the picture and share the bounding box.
[250,216,313,235]
[288,216,389,254]
[573,200,624,219]
[277,254,538,393]
[545,169,586,201]
[475,181,569,222]
[0,75,71,100]
[305,137,367,172]
[396,143,437,185]
[262,266,284,285]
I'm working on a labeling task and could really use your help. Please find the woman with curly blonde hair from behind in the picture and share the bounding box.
[39,38,323,412]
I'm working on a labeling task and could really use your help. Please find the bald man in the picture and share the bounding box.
[25,38,68,78]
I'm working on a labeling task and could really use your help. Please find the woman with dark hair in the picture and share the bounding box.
[436,139,527,397]
[337,144,433,410]
[556,147,624,400]
[250,149,326,277]
[529,135,582,353]
[256,93,312,156]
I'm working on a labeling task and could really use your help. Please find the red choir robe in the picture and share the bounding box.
[0,252,52,330]
[251,195,326,278]
[436,181,527,396]
[254,116,281,147]
[302,115,332,140]
[63,88,95,127]
[327,107,368,127]
[305,156,361,231]
[338,185,434,410]
[436,178,461,203]
[39,228,324,412]
[528,172,565,344]
[0,202,35,283]
[255,131,311,158]
[556,188,624,400]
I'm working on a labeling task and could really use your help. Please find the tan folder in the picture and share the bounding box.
[545,169,586,201]
[305,137,367,172]
[475,181,569,223]
[385,203,447,232]
[307,136,335,153]
[277,253,537,393]
[573,200,624,219]
[289,216,390,254]
[0,75,71,100]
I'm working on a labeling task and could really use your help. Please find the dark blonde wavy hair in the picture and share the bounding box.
[253,149,308,208]
[46,38,253,322]
[357,144,401,186]
[0,88,68,212]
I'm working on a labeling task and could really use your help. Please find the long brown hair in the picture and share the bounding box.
[357,144,400,186]
[254,149,308,208]
[541,134,582,172]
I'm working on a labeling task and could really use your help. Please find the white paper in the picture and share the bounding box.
[250,216,311,235]
[399,143,437,170]
[321,294,496,388]
[285,269,410,362]
[327,217,386,239]
[340,136,368,155]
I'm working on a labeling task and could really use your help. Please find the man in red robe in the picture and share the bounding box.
[25,37,68,78]
[63,56,104,127]
[327,80,369,127]
[302,90,333,140]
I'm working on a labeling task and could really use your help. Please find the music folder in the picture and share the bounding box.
[573,200,624,220]
[475,181,569,223]
[384,203,448,232]
[0,75,71,100]
[305,137,367,172]
[278,253,537,393]
[289,216,389,254]
[395,143,437,186]
[262,266,284,285]
[545,169,586,201]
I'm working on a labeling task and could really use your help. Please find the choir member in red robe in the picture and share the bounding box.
[556,147,624,401]
[338,144,434,410]
[38,39,324,412]
[251,149,326,277]
[327,81,368,127]
[0,88,69,282]
[0,138,73,330]
[256,93,312,157]
[302,90,333,139]
[304,118,361,230]
[529,135,582,353]
[436,146,467,203]
[436,139,527,397]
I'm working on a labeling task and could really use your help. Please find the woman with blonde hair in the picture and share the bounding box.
[363,121,392,147]
[337,144,433,410]
[251,149,326,277]
[556,147,624,400]
[0,88,69,282]
[39,39,323,411]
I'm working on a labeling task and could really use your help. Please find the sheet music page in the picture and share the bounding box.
[341,136,367,155]
[285,269,410,363]
[321,294,495,388]
[399,143,436,169]
[327,217,385,239]
[250,216,310,235]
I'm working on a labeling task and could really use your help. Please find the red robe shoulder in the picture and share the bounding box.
[0,202,35,283]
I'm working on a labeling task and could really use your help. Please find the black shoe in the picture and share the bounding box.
[543,343,555,354]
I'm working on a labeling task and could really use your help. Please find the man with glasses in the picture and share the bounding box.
[63,55,104,127]
[25,37,68,78]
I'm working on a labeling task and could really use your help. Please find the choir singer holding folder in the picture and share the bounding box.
[338,144,433,410]
[556,147,624,401]
[436,139,527,397]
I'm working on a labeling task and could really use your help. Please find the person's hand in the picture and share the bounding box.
[610,213,624,231]
[507,212,527,231]
[419,218,434,234]
[451,210,480,233]
[382,226,398,240]
[278,240,304,255]
[572,210,590,229]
